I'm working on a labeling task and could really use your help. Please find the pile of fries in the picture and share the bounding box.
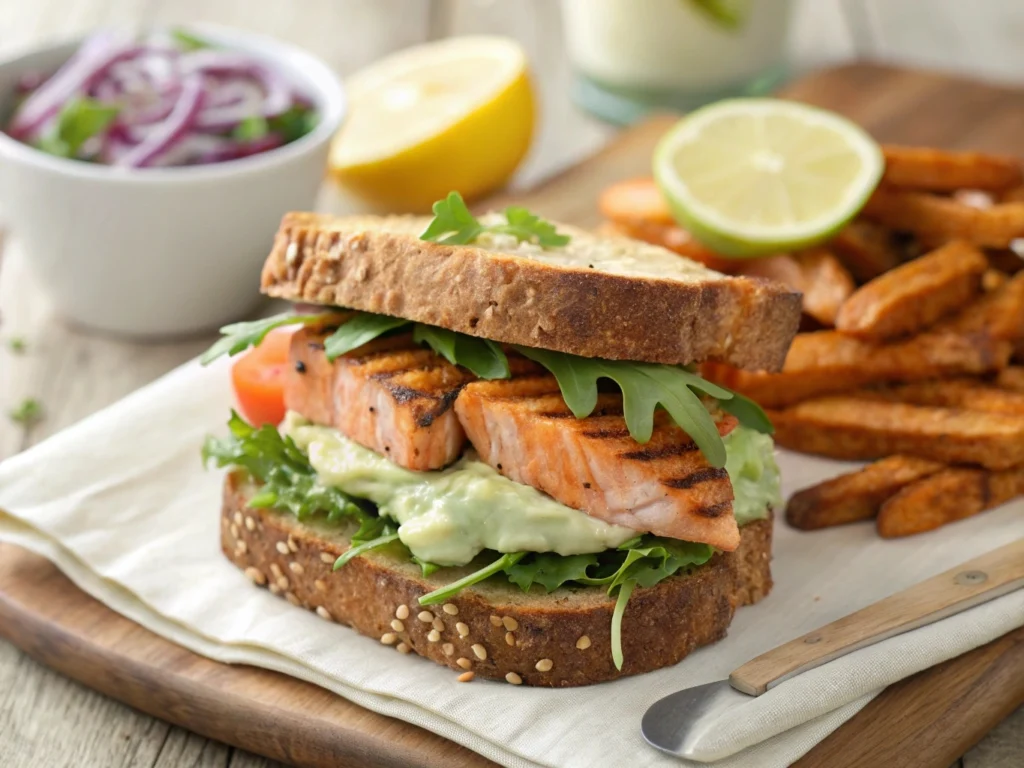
[599,145,1024,539]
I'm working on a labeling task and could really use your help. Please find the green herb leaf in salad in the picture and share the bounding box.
[37,98,119,159]
[268,105,319,143]
[170,28,213,51]
[420,192,571,248]
[233,116,270,142]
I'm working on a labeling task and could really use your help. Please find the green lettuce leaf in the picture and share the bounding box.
[202,411,369,526]
[506,553,599,593]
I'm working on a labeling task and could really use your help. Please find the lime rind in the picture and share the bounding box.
[653,98,884,258]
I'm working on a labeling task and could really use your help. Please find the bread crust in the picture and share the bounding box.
[221,472,773,687]
[260,213,802,372]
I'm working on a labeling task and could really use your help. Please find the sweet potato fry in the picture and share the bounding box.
[877,466,1024,538]
[786,455,945,530]
[598,177,674,225]
[861,187,1024,248]
[996,366,1024,392]
[599,218,740,273]
[986,249,1023,275]
[1002,185,1024,203]
[936,270,1024,343]
[739,249,854,326]
[768,397,1024,470]
[857,379,1024,416]
[835,241,987,339]
[702,330,1010,408]
[828,220,906,282]
[881,146,1023,192]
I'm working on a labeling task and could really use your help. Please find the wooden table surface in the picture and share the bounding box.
[1,1,1022,766]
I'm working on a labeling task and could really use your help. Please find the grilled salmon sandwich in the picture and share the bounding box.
[202,194,801,686]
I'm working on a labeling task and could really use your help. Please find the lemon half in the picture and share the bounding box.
[654,99,884,257]
[330,36,535,212]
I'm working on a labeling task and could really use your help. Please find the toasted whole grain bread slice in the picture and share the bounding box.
[261,213,802,371]
[221,471,773,687]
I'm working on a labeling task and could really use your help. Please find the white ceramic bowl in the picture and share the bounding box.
[0,27,346,338]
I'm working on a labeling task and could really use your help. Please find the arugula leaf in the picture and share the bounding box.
[201,312,332,364]
[412,325,510,379]
[719,391,774,435]
[334,532,400,571]
[324,313,410,360]
[351,515,394,546]
[507,553,598,593]
[516,346,728,465]
[419,552,526,605]
[420,191,570,249]
[233,115,269,141]
[412,556,441,578]
[9,398,42,426]
[171,28,212,50]
[419,192,483,245]
[38,98,119,159]
[610,580,636,670]
[202,411,368,524]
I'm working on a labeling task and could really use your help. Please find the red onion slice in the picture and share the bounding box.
[114,73,204,168]
[9,32,132,140]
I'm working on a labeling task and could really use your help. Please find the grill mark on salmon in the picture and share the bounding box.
[621,443,701,461]
[285,324,474,470]
[455,376,741,550]
[693,501,732,518]
[662,467,730,489]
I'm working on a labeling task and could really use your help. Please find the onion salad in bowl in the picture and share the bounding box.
[5,28,318,168]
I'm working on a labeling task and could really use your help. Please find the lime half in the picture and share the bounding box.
[653,99,883,257]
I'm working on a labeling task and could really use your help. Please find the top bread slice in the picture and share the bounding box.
[261,213,802,371]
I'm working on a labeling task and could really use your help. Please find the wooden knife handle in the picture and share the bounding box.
[729,539,1024,696]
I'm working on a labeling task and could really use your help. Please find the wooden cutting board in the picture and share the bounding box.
[1,63,1023,768]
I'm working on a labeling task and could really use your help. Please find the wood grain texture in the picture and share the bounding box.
[2,61,1024,768]
[731,540,1024,694]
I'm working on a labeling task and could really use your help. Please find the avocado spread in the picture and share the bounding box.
[281,412,779,566]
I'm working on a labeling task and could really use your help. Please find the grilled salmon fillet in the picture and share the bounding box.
[286,326,475,471]
[455,375,741,550]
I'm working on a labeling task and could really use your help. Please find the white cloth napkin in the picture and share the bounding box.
[0,358,1021,768]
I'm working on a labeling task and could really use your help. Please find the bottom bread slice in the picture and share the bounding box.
[221,471,773,687]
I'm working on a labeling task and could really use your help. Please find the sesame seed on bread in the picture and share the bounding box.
[222,471,773,687]
[260,213,802,372]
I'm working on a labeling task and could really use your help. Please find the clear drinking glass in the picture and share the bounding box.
[561,0,795,124]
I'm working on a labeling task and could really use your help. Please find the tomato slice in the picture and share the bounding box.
[231,329,293,426]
